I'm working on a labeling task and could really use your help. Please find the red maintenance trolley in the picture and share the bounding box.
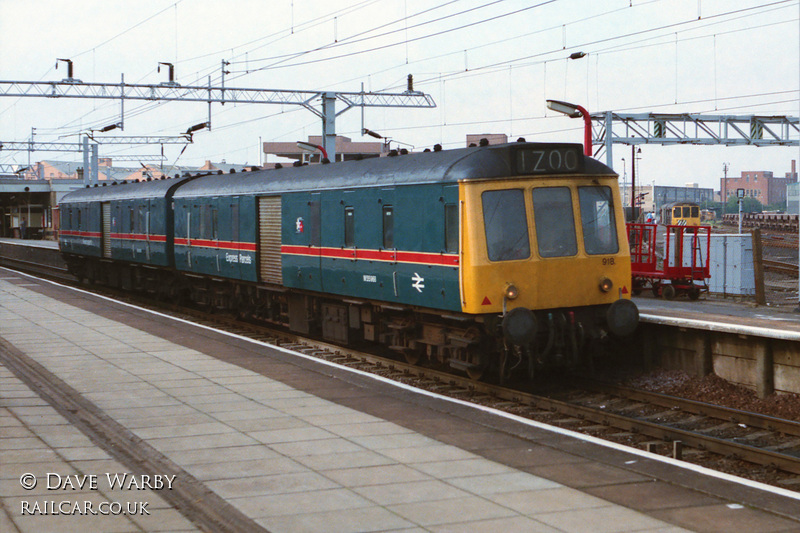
[626,223,711,300]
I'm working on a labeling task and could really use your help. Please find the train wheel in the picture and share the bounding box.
[404,349,421,365]
[466,365,485,381]
[688,286,701,300]
[662,285,676,300]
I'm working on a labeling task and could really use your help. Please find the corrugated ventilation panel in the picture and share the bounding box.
[102,203,111,258]
[258,196,282,284]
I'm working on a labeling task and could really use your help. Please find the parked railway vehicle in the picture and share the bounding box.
[59,141,638,380]
[660,201,701,226]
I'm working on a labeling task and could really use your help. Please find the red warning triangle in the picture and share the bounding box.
[481,296,492,305]
[621,286,629,294]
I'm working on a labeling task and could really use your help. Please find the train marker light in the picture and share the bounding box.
[504,284,519,300]
[599,277,613,292]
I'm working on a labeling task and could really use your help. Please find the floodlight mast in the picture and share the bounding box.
[546,99,592,156]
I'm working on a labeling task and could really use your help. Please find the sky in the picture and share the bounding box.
[0,0,798,192]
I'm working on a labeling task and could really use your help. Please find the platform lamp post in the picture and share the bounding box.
[296,141,329,164]
[736,188,745,234]
[545,99,592,157]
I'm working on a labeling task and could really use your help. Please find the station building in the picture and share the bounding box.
[262,135,386,165]
[621,183,715,216]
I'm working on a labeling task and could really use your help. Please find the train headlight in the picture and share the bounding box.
[599,277,613,293]
[504,284,520,300]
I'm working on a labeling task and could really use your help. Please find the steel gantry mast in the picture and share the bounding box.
[591,112,800,167]
[0,74,436,162]
[0,136,189,184]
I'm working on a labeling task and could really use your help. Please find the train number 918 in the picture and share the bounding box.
[515,146,584,175]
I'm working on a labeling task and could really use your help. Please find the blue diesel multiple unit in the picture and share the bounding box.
[59,142,638,380]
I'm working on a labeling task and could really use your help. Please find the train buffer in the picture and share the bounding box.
[627,223,711,300]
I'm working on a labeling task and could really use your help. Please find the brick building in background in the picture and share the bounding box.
[720,160,797,207]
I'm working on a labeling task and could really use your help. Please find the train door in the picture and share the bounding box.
[184,205,197,270]
[258,196,282,284]
[211,203,220,273]
[442,184,460,308]
[225,199,241,280]
[309,192,322,279]
[140,203,151,261]
[101,202,111,258]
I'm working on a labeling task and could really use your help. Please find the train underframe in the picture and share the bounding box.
[65,255,630,382]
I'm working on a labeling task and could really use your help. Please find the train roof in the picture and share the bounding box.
[59,175,195,203]
[60,142,616,203]
[173,142,614,199]
[661,201,700,208]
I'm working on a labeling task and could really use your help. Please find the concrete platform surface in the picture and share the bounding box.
[0,238,58,249]
[1,270,799,533]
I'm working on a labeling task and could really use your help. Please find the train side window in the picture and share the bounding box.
[444,204,458,253]
[138,206,147,235]
[532,187,577,258]
[309,200,321,247]
[482,189,530,261]
[344,207,355,247]
[578,186,619,255]
[201,205,212,239]
[212,208,219,241]
[231,204,239,242]
[382,205,394,249]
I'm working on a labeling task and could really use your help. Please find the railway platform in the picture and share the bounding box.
[1,271,800,532]
[635,296,800,337]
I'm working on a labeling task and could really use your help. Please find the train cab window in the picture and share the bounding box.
[578,186,619,255]
[482,189,530,261]
[382,206,394,249]
[444,204,458,253]
[690,206,699,218]
[344,207,355,247]
[532,187,577,258]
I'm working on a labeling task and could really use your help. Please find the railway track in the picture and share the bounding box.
[3,260,800,490]
[764,260,800,277]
